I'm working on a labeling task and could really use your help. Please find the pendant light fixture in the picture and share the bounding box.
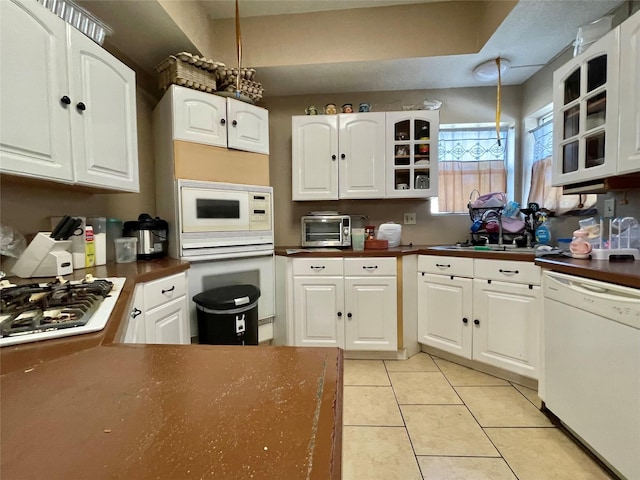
[472,57,510,82]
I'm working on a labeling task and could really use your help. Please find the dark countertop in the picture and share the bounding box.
[1,259,344,479]
[0,258,191,375]
[0,344,343,479]
[535,257,640,289]
[276,245,640,288]
[276,245,536,261]
[275,245,423,257]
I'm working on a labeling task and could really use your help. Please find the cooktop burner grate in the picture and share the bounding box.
[0,279,114,338]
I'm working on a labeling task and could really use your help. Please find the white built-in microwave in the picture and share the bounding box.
[178,180,273,259]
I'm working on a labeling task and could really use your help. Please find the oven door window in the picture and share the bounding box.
[305,220,342,242]
[182,188,249,232]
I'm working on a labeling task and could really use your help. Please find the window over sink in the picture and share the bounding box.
[431,124,513,214]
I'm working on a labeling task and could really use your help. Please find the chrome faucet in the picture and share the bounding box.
[481,209,503,246]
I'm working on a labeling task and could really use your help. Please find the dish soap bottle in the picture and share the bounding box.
[535,213,551,245]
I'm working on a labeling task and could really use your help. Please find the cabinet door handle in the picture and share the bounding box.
[340,153,346,159]
[60,95,71,105]
[161,286,175,294]
[347,312,352,318]
[131,308,142,318]
[232,120,238,127]
[310,265,325,270]
[331,154,337,161]
[220,118,226,125]
[499,269,519,274]
[337,311,342,317]
[76,102,86,112]
[436,263,451,268]
[473,319,480,325]
[362,265,378,270]
[462,317,468,324]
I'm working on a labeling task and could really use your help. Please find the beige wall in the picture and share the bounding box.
[211,1,516,67]
[0,88,157,238]
[262,85,523,246]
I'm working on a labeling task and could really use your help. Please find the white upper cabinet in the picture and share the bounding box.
[227,98,270,154]
[0,0,139,192]
[552,28,620,186]
[618,11,640,175]
[172,86,227,147]
[292,113,386,200]
[338,113,386,199]
[386,111,439,198]
[292,115,339,200]
[0,0,72,182]
[68,27,138,191]
[168,85,269,154]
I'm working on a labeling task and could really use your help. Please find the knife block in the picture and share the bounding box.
[12,233,73,278]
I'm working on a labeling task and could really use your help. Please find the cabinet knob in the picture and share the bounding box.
[76,102,86,112]
[337,312,342,317]
[340,153,346,159]
[462,317,468,324]
[161,286,175,294]
[220,118,226,125]
[131,307,142,319]
[347,312,352,318]
[60,96,71,105]
[473,319,480,325]
[310,265,325,270]
[232,120,238,127]
[331,155,337,161]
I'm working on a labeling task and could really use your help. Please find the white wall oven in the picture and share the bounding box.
[168,180,275,341]
[177,180,273,259]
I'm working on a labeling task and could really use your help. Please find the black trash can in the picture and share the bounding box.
[193,284,261,345]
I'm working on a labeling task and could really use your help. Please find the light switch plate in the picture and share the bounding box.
[404,213,416,225]
[604,198,615,218]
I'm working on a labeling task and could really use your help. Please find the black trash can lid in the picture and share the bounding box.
[193,284,261,311]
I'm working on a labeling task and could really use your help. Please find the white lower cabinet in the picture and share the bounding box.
[292,257,397,351]
[122,272,190,345]
[417,256,541,379]
[417,273,472,357]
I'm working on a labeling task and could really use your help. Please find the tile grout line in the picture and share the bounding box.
[383,357,426,479]
[430,354,522,480]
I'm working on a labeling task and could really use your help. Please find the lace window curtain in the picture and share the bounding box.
[437,127,507,213]
[528,121,597,214]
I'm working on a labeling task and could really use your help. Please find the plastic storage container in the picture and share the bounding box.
[193,285,261,346]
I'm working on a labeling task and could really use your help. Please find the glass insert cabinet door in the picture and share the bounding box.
[552,28,620,187]
[386,111,439,198]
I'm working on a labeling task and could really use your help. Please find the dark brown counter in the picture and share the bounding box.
[276,245,536,261]
[0,344,343,479]
[275,245,423,257]
[535,257,640,289]
[0,258,190,375]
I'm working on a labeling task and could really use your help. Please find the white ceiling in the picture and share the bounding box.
[82,0,627,97]
[233,0,625,96]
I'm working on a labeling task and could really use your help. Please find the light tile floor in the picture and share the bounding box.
[342,353,616,480]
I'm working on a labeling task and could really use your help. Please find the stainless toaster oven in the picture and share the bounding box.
[301,213,351,247]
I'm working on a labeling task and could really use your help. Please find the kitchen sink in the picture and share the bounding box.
[436,245,537,253]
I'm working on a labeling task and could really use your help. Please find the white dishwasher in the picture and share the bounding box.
[543,271,640,480]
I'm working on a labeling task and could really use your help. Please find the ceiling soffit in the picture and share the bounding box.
[208,1,517,68]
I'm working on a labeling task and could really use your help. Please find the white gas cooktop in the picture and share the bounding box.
[0,277,126,348]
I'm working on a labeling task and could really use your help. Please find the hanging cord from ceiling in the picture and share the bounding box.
[235,0,242,98]
[495,57,502,147]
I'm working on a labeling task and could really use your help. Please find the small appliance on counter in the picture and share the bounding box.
[123,214,169,260]
[301,212,351,248]
[11,232,73,278]
[376,222,402,247]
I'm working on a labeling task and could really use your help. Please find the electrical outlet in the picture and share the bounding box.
[403,213,416,225]
[604,198,616,218]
